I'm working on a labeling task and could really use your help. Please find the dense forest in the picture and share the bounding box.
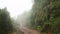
[29,0,60,34]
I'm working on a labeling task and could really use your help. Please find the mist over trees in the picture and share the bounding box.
[16,11,32,27]
[1,0,59,34]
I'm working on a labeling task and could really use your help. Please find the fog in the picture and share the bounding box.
[0,0,33,19]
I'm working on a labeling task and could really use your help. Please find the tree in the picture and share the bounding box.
[0,7,13,34]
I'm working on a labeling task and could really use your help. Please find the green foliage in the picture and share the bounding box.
[32,25,42,30]
[36,26,42,30]
[30,0,60,34]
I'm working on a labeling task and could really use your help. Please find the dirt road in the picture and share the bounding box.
[20,27,40,34]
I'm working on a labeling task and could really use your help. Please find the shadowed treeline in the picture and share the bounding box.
[0,7,14,34]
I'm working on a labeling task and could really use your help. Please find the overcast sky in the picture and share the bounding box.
[0,0,33,18]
